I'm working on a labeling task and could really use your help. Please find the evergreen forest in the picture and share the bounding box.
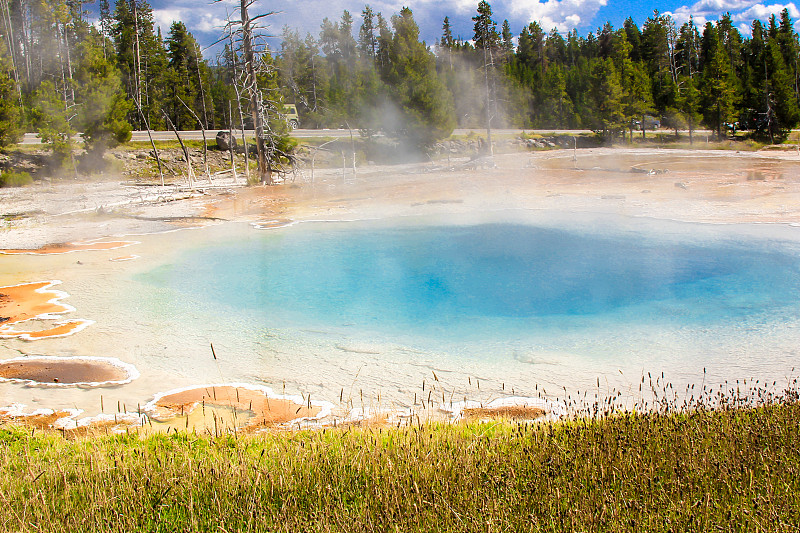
[1,0,799,163]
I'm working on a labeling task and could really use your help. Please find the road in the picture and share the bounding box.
[22,127,724,145]
[22,128,593,145]
[128,128,590,140]
[126,128,592,141]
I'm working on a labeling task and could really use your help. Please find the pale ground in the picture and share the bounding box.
[2,146,800,430]
[283,147,800,226]
[4,147,800,250]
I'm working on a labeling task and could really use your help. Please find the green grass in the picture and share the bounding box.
[0,392,798,532]
[0,170,33,187]
[122,139,212,151]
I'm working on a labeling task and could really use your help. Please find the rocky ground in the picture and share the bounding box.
[3,142,800,252]
[2,143,800,431]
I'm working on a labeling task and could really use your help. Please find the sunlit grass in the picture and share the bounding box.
[1,380,798,532]
[121,139,213,151]
[0,170,33,187]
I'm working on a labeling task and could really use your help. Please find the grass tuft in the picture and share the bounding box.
[0,170,33,187]
[0,384,798,531]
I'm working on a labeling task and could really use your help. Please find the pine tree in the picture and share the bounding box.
[500,20,513,60]
[358,5,377,60]
[0,38,21,147]
[764,33,799,140]
[98,0,113,59]
[278,28,320,116]
[75,28,132,157]
[546,28,567,65]
[375,13,391,71]
[776,8,800,108]
[518,22,545,70]
[441,16,453,49]
[539,64,573,128]
[590,57,625,139]
[438,17,454,72]
[112,0,165,129]
[676,73,702,143]
[318,11,362,124]
[32,80,74,168]
[676,17,701,79]
[472,1,498,50]
[616,31,655,140]
[165,21,210,130]
[642,11,679,116]
[339,10,357,67]
[741,20,767,132]
[472,0,499,152]
[383,7,455,147]
[624,17,642,62]
[700,22,738,139]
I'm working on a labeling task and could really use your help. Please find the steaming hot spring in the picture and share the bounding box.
[1,150,799,430]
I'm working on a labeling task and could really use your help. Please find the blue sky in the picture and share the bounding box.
[142,0,800,58]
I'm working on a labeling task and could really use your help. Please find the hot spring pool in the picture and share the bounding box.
[6,211,798,418]
[123,212,800,403]
[142,219,800,333]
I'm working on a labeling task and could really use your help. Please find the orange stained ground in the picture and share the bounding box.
[0,281,90,340]
[151,385,321,427]
[0,239,138,255]
[109,254,139,262]
[0,358,128,384]
[0,321,89,340]
[0,409,76,430]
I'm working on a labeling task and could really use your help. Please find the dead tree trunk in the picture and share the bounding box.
[131,0,143,122]
[235,88,250,183]
[480,22,494,157]
[1,0,23,108]
[240,0,271,184]
[224,24,249,184]
[177,94,210,181]
[163,110,195,189]
[228,101,237,182]
[194,42,211,130]
[135,96,164,185]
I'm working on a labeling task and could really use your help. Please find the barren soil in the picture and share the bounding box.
[3,146,800,251]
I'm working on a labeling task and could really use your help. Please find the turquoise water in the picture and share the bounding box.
[140,219,800,342]
[113,215,800,403]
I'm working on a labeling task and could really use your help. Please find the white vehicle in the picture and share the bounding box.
[284,104,300,130]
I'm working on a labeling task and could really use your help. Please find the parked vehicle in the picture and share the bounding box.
[284,104,300,129]
[634,115,660,130]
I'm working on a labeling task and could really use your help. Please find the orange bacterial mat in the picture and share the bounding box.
[0,281,92,340]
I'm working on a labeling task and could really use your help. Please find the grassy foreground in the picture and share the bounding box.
[0,402,798,532]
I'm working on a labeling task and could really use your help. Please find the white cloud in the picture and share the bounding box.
[665,9,708,27]
[667,0,754,25]
[664,0,800,30]
[689,0,758,12]
[450,0,481,13]
[153,8,185,29]
[508,0,608,32]
[733,2,800,22]
[195,13,227,33]
[153,5,231,37]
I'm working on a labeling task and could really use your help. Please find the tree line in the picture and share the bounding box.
[279,2,800,145]
[0,0,213,168]
[0,0,799,172]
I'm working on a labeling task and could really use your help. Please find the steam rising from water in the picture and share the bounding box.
[3,150,800,425]
[114,212,800,409]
